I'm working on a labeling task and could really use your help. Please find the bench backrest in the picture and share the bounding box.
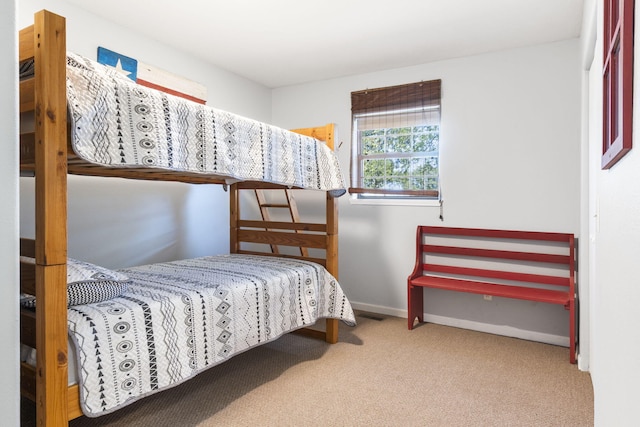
[412,226,575,294]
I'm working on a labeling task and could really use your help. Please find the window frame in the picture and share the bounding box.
[602,0,634,169]
[349,80,441,200]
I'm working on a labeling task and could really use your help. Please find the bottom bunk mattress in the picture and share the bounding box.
[67,254,356,417]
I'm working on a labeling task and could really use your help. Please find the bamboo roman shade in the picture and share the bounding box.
[351,79,441,114]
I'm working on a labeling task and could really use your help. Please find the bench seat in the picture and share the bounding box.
[410,275,571,306]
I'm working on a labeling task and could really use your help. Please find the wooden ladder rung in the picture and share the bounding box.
[259,203,290,208]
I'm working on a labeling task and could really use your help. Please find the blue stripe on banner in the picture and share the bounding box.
[97,46,138,82]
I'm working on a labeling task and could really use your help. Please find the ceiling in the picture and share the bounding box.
[64,0,586,88]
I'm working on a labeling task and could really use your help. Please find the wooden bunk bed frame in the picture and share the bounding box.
[19,10,341,426]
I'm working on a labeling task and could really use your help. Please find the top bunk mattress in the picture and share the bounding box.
[41,53,347,196]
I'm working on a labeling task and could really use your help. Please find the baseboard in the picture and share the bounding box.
[351,302,407,318]
[350,302,569,348]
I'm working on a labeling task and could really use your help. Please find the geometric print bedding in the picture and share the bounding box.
[65,53,347,197]
[67,254,356,417]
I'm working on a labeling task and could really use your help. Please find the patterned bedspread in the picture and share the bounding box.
[64,53,346,196]
[67,254,356,417]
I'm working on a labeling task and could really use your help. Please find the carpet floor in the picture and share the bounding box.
[22,311,594,426]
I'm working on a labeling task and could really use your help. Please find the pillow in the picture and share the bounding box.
[66,258,130,306]
[21,258,130,308]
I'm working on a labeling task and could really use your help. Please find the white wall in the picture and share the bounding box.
[1,1,20,424]
[585,0,640,424]
[19,0,274,269]
[273,39,582,346]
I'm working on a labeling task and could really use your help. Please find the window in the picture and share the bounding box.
[349,80,441,200]
[602,0,634,169]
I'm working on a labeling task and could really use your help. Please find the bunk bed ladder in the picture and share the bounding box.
[254,189,309,256]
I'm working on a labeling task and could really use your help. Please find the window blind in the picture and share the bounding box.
[351,80,441,114]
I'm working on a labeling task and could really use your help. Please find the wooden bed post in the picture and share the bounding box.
[229,183,239,254]
[325,191,339,344]
[323,124,339,344]
[33,10,69,427]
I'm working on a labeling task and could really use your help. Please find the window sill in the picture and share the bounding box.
[348,196,440,207]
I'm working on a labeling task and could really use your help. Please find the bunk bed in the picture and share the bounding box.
[19,10,355,426]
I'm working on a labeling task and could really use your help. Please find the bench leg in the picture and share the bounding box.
[567,300,576,364]
[407,283,424,330]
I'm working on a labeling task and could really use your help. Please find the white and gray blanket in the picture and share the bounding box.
[68,254,356,417]
[65,53,346,196]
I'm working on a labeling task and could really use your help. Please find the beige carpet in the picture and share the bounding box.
[23,312,594,426]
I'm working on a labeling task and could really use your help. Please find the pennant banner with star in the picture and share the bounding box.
[97,47,207,104]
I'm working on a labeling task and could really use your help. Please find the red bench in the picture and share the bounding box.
[407,226,576,363]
